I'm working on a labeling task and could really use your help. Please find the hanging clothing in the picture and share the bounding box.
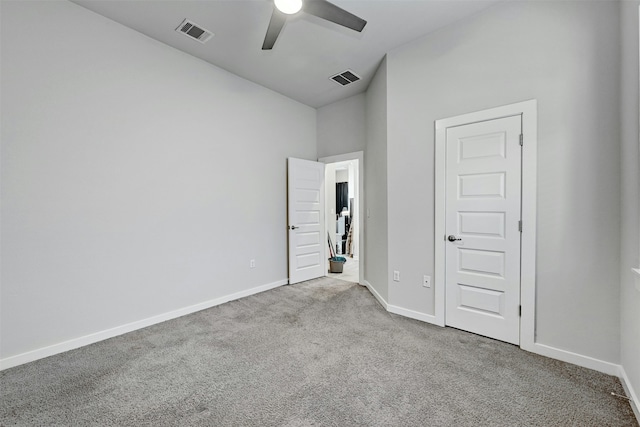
[336,182,349,215]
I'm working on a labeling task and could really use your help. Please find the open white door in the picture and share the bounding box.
[288,158,325,284]
[445,116,522,345]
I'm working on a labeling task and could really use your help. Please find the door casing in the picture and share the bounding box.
[319,151,365,286]
[434,100,537,351]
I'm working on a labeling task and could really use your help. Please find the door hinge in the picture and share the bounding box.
[519,305,522,317]
[518,220,522,232]
[519,134,523,146]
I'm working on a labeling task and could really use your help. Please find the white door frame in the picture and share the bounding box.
[319,151,364,286]
[434,100,537,350]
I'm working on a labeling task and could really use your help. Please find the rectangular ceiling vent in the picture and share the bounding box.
[330,70,361,86]
[176,19,214,44]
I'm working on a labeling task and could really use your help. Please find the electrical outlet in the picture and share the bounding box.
[393,270,400,282]
[250,259,256,268]
[423,275,431,288]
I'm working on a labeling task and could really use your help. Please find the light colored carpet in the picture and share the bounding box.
[0,278,637,426]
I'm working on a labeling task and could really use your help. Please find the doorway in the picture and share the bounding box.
[434,100,537,349]
[319,151,364,285]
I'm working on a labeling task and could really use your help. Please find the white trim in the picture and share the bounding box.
[526,342,619,376]
[519,101,538,349]
[363,280,439,326]
[434,99,537,347]
[619,365,640,423]
[363,280,388,310]
[435,101,536,130]
[319,151,365,286]
[387,304,439,325]
[0,279,287,371]
[434,118,446,326]
[319,152,363,164]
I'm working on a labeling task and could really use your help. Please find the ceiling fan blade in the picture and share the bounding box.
[262,8,287,50]
[303,0,367,33]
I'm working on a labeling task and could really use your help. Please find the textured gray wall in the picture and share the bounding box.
[317,94,366,159]
[385,1,621,362]
[619,0,640,406]
[364,59,389,301]
[1,1,317,359]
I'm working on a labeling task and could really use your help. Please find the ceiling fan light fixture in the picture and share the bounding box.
[263,0,366,50]
[274,0,302,15]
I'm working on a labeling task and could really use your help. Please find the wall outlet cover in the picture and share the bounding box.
[423,275,431,288]
[393,270,400,282]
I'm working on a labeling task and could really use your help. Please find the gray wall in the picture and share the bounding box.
[385,1,621,362]
[317,93,366,159]
[364,58,389,301]
[336,169,349,183]
[620,0,640,403]
[1,1,316,359]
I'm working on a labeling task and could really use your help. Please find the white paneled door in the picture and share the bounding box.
[287,158,325,284]
[445,116,522,345]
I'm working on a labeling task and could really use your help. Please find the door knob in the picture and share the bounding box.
[290,225,299,230]
[447,235,462,242]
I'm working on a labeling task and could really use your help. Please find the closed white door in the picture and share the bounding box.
[288,158,325,284]
[445,116,522,345]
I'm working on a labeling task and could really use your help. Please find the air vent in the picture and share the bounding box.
[330,70,361,86]
[176,19,214,43]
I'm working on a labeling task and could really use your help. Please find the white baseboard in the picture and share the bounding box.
[524,342,620,376]
[0,279,287,371]
[619,366,640,423]
[387,304,439,326]
[9,273,634,423]
[362,280,439,326]
[362,280,388,310]
[363,280,625,386]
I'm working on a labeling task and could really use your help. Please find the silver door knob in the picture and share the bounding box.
[290,225,299,230]
[447,235,462,242]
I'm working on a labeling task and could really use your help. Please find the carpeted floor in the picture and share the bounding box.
[0,278,637,426]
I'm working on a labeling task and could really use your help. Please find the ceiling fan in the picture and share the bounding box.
[262,0,367,50]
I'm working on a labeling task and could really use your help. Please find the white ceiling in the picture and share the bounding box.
[71,0,501,108]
